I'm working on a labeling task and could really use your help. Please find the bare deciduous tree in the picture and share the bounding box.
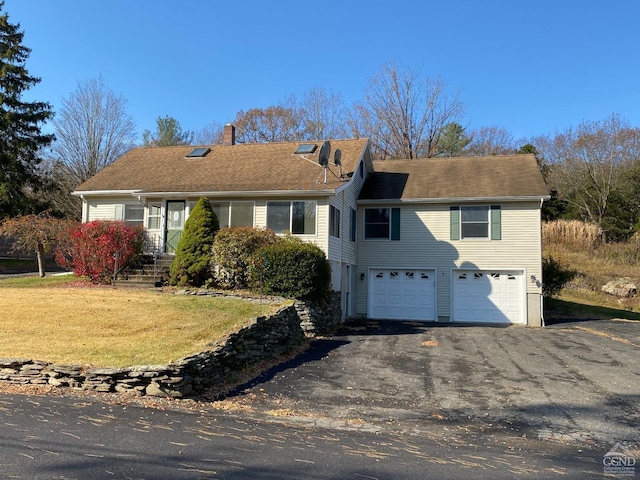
[51,77,136,186]
[349,61,465,159]
[231,104,304,143]
[299,87,347,140]
[194,120,224,145]
[542,114,640,227]
[465,126,516,156]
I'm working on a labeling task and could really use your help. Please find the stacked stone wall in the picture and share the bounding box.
[0,291,343,397]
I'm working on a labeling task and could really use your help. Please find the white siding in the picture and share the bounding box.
[356,202,543,323]
[86,197,135,221]
[328,170,365,266]
[314,198,329,254]
[254,200,267,229]
[326,167,366,310]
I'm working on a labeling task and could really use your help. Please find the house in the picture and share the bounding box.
[357,155,549,326]
[73,124,549,326]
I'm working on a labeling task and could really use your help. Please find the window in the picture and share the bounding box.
[147,204,161,229]
[211,202,230,228]
[211,201,254,228]
[294,144,317,154]
[450,205,501,240]
[267,201,316,234]
[124,204,144,227]
[364,207,400,240]
[230,201,254,227]
[186,147,210,157]
[329,205,340,238]
[365,208,389,239]
[350,208,357,242]
[461,206,489,238]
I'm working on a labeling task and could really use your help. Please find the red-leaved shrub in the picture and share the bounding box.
[55,220,143,284]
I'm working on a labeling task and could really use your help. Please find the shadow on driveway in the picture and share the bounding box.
[544,298,640,325]
[221,318,640,448]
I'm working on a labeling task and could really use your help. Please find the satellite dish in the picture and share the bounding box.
[334,149,342,167]
[318,141,331,167]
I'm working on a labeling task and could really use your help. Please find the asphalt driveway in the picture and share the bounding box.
[225,318,640,448]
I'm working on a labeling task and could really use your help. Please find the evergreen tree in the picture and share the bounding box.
[169,197,219,287]
[142,115,193,146]
[0,2,54,217]
[435,122,470,157]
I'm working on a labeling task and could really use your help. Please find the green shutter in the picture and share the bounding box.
[391,208,401,240]
[450,207,460,240]
[491,205,501,240]
[350,208,357,242]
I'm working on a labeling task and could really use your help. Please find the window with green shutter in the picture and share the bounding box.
[451,205,501,240]
[350,208,357,242]
[364,207,400,240]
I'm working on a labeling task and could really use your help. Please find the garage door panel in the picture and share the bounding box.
[369,268,436,321]
[453,270,524,324]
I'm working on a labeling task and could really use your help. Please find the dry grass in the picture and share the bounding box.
[544,222,640,313]
[543,219,603,251]
[0,277,284,367]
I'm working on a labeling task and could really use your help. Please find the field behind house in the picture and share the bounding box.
[543,220,640,319]
[0,276,284,367]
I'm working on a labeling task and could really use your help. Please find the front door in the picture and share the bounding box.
[165,201,186,253]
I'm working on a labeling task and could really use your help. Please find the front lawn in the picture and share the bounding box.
[0,276,284,368]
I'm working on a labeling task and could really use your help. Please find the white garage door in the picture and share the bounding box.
[369,268,436,321]
[452,270,524,324]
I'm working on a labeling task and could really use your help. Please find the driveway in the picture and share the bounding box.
[224,318,640,448]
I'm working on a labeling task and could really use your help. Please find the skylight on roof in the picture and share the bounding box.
[294,144,317,154]
[186,147,211,158]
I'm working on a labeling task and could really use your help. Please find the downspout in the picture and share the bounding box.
[340,190,346,318]
[80,195,88,223]
[540,196,545,326]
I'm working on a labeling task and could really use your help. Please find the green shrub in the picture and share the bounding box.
[253,237,331,301]
[542,256,576,298]
[211,226,278,289]
[169,198,219,287]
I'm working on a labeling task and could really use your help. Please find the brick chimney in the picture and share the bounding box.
[223,123,236,146]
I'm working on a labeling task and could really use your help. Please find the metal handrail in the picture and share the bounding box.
[153,238,174,286]
[113,230,148,281]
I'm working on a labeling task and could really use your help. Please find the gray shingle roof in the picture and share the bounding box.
[359,154,549,201]
[74,139,369,194]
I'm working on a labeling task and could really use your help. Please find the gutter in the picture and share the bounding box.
[72,189,336,199]
[357,195,551,205]
[72,189,141,197]
[138,189,336,199]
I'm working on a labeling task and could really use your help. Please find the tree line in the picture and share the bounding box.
[1,2,639,244]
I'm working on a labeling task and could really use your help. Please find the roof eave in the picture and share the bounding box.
[358,195,551,205]
[72,189,141,197]
[133,189,337,199]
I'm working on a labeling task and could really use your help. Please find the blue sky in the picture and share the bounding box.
[4,0,640,142]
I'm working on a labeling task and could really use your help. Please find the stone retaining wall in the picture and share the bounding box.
[296,291,342,336]
[0,292,343,398]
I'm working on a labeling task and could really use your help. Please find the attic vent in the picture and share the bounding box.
[186,147,211,158]
[294,144,317,154]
